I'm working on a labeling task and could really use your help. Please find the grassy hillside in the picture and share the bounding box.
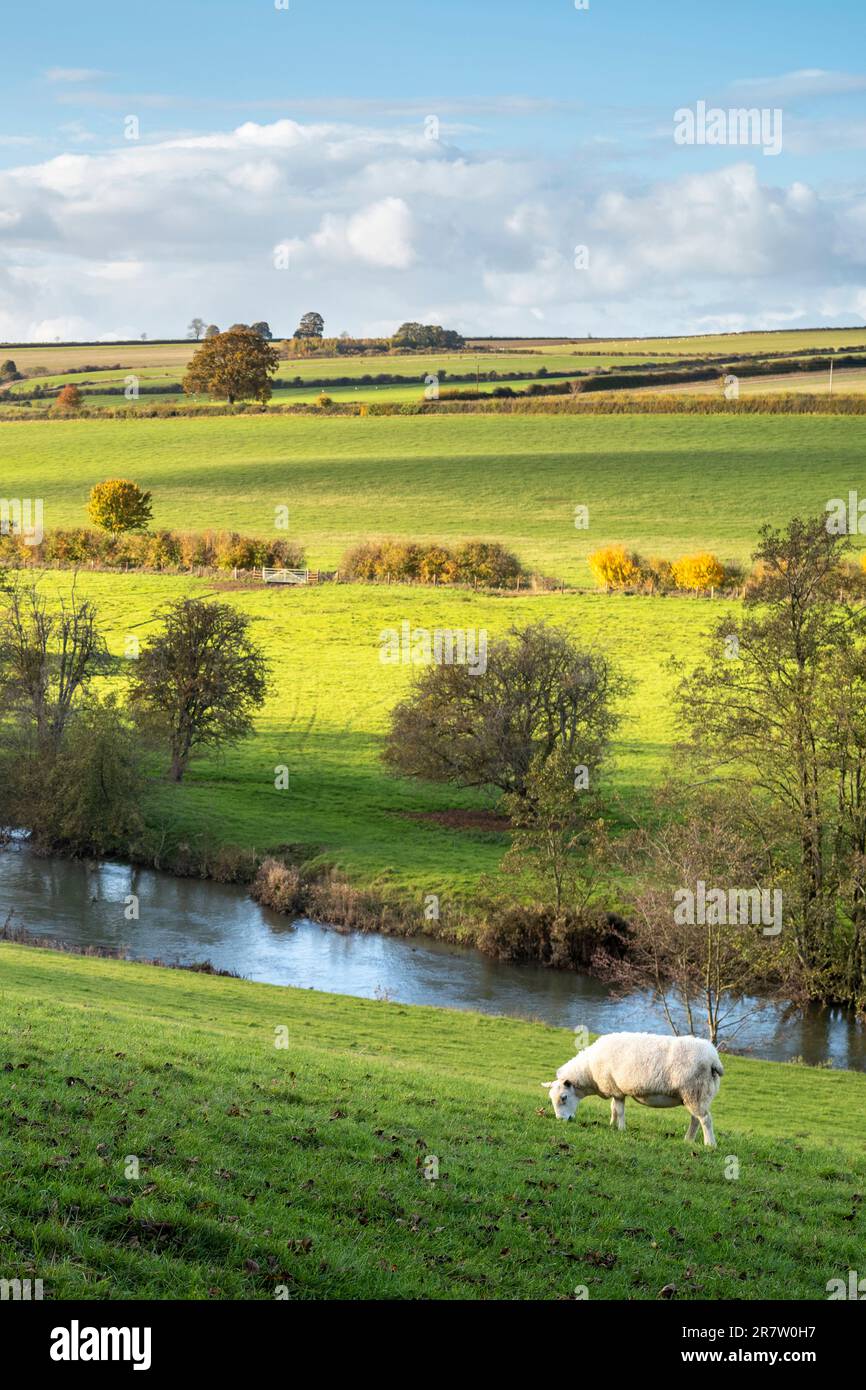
[0,943,862,1300]
[2,413,865,583]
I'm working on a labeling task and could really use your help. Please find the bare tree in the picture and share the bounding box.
[601,786,790,1043]
[0,580,108,749]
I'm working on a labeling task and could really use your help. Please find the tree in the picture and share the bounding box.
[0,581,108,750]
[383,621,627,797]
[250,321,273,340]
[0,359,19,382]
[188,317,206,340]
[674,514,866,1003]
[204,324,220,339]
[294,312,324,340]
[501,746,607,914]
[182,328,280,404]
[87,479,153,534]
[130,598,269,781]
[52,383,83,410]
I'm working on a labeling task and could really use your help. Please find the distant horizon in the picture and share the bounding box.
[2,323,865,351]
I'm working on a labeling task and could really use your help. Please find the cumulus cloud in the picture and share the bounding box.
[0,116,863,340]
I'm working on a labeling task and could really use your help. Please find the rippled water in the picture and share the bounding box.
[1,843,862,1068]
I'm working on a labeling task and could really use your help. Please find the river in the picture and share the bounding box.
[0,842,862,1068]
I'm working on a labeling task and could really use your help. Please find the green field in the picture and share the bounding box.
[2,413,865,583]
[1,942,862,1300]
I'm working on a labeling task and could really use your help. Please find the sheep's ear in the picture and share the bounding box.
[540,1081,555,1088]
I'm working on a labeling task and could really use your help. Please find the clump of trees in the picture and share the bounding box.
[391,323,465,350]
[183,327,280,404]
[0,359,21,383]
[130,598,269,782]
[87,479,153,535]
[341,538,529,587]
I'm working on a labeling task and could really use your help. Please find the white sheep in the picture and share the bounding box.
[542,1032,724,1146]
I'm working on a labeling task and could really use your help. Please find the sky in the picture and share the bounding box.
[0,0,865,342]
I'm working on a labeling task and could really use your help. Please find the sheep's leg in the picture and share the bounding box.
[698,1111,716,1148]
[684,1114,700,1143]
[611,1097,625,1131]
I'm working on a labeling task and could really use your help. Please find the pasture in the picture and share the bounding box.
[3,412,866,584]
[0,942,862,1300]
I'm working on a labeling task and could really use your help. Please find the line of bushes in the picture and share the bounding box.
[0,526,305,573]
[414,393,866,416]
[588,545,740,595]
[5,392,866,424]
[340,538,538,587]
[588,544,866,597]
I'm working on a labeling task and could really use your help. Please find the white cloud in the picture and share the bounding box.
[0,117,863,340]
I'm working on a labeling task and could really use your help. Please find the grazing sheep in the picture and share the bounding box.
[542,1032,724,1147]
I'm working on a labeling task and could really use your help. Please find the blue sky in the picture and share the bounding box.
[1,0,865,339]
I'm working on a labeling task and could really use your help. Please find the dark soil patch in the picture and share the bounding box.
[401,809,510,833]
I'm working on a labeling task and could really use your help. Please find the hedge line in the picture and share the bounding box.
[0,527,305,572]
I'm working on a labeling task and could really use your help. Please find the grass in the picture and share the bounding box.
[3,412,866,584]
[1,943,863,1301]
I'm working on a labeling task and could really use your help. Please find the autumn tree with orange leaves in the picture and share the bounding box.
[183,327,279,404]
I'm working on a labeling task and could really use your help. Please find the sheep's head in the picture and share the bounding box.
[542,1077,580,1121]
